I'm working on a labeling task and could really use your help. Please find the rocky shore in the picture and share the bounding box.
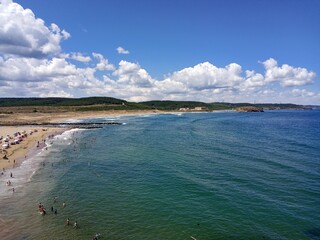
[235,106,264,112]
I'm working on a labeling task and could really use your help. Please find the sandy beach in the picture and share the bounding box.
[0,126,63,171]
[0,109,163,125]
[0,109,163,172]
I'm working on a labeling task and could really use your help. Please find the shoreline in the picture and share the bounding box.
[0,109,224,173]
[0,109,165,125]
[0,126,66,171]
[0,110,165,172]
[0,109,318,239]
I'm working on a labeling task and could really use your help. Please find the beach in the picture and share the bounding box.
[0,110,163,172]
[0,109,163,125]
[0,126,63,171]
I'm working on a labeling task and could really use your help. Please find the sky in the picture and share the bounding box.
[0,0,319,104]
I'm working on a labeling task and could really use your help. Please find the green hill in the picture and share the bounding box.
[0,97,125,107]
[0,97,308,111]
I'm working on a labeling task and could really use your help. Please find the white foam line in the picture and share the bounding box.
[0,129,80,198]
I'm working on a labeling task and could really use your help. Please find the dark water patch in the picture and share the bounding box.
[304,228,320,240]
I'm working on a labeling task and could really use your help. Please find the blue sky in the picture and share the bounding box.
[0,0,319,104]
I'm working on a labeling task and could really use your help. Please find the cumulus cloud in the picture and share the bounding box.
[116,46,130,55]
[112,60,154,88]
[240,70,265,91]
[165,62,243,91]
[68,52,91,63]
[0,0,70,58]
[0,1,318,104]
[291,89,316,97]
[262,58,315,87]
[93,52,115,71]
[0,57,80,82]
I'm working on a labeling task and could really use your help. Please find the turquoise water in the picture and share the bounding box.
[0,111,319,239]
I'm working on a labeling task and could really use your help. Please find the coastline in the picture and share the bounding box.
[0,110,166,172]
[0,109,223,174]
[0,109,164,125]
[0,109,317,239]
[0,126,65,171]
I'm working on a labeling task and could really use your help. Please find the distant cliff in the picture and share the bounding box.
[235,106,264,112]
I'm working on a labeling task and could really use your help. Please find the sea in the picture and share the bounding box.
[0,110,319,240]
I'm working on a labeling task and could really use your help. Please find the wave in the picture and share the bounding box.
[0,129,84,198]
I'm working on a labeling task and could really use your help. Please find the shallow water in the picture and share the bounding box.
[0,111,319,239]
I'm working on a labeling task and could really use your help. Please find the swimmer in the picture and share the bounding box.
[54,209,57,215]
[74,221,78,228]
[62,202,66,208]
[66,218,70,225]
[92,233,100,240]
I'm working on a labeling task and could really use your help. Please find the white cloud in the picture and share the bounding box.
[240,70,265,90]
[0,0,70,58]
[116,46,130,55]
[291,89,316,97]
[263,58,316,87]
[112,60,154,88]
[0,57,78,82]
[164,62,243,91]
[68,52,91,63]
[92,52,115,71]
[0,1,318,104]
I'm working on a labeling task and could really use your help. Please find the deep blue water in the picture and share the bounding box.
[0,110,319,239]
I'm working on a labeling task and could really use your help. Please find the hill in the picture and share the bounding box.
[0,97,310,113]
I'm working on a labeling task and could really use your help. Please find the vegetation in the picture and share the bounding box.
[0,97,309,112]
[141,100,209,110]
[0,97,126,107]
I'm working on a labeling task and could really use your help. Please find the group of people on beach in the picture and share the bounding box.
[2,129,106,238]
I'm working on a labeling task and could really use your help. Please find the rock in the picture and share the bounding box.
[235,106,264,112]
